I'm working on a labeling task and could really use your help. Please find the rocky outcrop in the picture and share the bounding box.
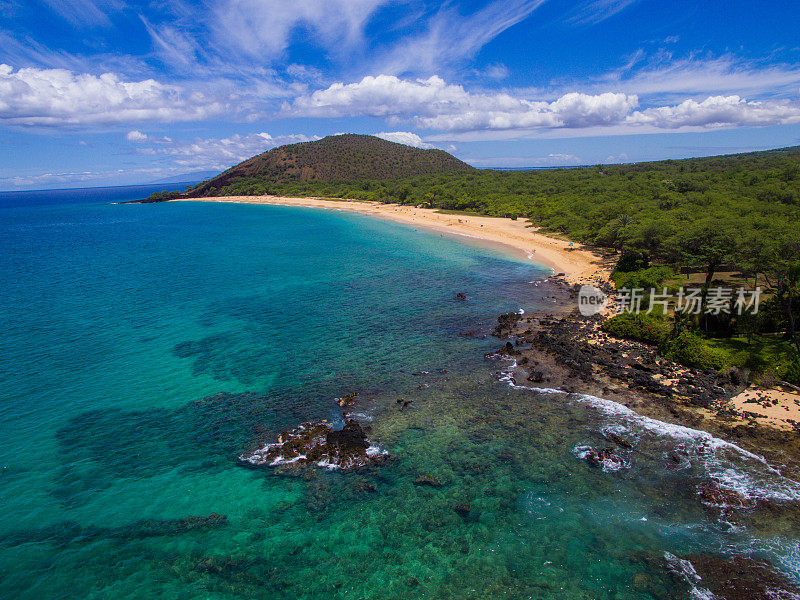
[578,447,626,472]
[513,312,739,405]
[336,391,358,407]
[492,312,523,337]
[414,473,443,487]
[673,553,800,600]
[696,480,755,510]
[603,431,634,449]
[239,419,387,471]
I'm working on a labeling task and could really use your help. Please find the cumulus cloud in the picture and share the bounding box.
[137,132,319,170]
[126,130,148,142]
[0,64,225,126]
[288,74,638,131]
[627,95,800,128]
[290,74,800,134]
[375,131,434,149]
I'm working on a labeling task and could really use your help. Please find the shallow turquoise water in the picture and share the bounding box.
[1,186,799,599]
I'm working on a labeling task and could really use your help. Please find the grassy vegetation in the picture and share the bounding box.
[600,313,800,381]
[611,265,678,292]
[600,312,670,345]
[661,331,730,371]
[707,336,800,385]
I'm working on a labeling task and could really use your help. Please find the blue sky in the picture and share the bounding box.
[1,0,800,190]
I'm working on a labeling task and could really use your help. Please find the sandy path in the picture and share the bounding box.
[174,196,609,287]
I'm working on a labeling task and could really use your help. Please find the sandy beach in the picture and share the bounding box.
[175,196,610,287]
[726,386,800,431]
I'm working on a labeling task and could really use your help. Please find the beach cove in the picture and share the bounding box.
[177,195,800,442]
[174,195,609,287]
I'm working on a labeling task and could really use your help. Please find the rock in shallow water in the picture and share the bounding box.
[669,553,800,600]
[238,419,387,471]
[414,473,443,487]
[454,501,471,519]
[696,479,755,509]
[576,446,628,472]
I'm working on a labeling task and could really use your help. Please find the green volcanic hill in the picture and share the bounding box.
[187,134,475,196]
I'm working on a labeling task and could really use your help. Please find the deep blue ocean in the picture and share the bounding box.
[1,184,799,599]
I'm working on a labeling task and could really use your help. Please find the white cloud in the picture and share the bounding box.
[596,54,800,101]
[291,74,800,135]
[207,0,392,60]
[626,95,800,128]
[40,0,123,27]
[141,0,542,79]
[289,74,638,131]
[137,132,319,170]
[0,166,165,190]
[0,131,317,189]
[375,0,546,75]
[140,16,204,69]
[289,75,475,118]
[465,153,582,167]
[0,64,225,126]
[543,153,582,163]
[126,130,148,142]
[481,63,510,80]
[133,0,546,83]
[567,0,640,26]
[375,131,434,149]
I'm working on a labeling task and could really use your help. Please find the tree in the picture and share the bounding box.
[670,217,741,324]
[750,226,800,352]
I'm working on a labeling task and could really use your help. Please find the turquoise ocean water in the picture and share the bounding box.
[1,185,799,599]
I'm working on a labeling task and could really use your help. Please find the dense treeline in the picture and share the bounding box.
[141,190,182,203]
[189,143,800,382]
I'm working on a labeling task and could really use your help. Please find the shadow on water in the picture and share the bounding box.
[52,391,310,506]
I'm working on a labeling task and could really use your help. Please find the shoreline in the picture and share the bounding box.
[172,195,800,437]
[173,196,610,288]
[497,303,800,477]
